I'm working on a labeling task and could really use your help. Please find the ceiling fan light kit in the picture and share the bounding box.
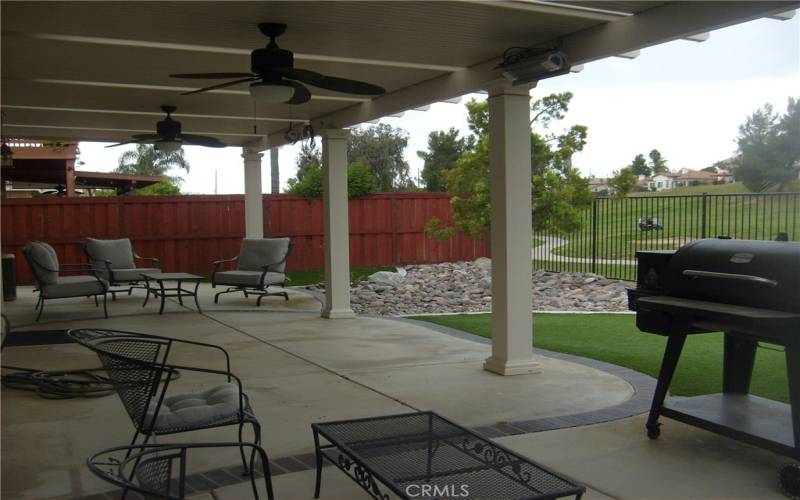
[154,140,182,153]
[249,81,295,102]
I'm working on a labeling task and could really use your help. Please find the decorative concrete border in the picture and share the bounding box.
[77,312,657,500]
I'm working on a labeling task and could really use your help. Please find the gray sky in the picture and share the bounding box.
[77,13,799,193]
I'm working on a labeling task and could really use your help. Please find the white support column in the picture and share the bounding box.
[483,84,541,376]
[321,129,355,319]
[242,147,264,239]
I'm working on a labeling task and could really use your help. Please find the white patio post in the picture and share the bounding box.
[321,128,355,319]
[483,84,540,376]
[242,147,264,238]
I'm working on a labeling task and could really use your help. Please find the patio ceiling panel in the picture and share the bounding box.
[2,1,796,150]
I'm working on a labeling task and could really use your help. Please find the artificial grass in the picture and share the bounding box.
[410,313,790,403]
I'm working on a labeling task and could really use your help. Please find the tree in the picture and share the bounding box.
[608,167,638,198]
[348,124,412,191]
[115,144,189,195]
[427,92,592,239]
[701,165,718,173]
[293,125,413,191]
[735,97,800,191]
[417,128,471,192]
[286,160,376,198]
[295,142,321,182]
[629,154,651,177]
[649,149,669,174]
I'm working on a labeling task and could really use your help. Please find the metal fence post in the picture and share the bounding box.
[591,198,597,274]
[701,192,708,239]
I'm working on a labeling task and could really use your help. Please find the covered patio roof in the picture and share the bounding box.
[2,1,795,149]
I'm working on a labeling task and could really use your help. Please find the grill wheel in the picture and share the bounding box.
[779,462,800,499]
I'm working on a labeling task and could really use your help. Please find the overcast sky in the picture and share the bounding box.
[77,13,799,193]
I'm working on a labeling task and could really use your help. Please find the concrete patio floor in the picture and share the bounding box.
[0,284,793,499]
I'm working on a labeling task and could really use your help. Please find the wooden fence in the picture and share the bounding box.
[1,193,489,284]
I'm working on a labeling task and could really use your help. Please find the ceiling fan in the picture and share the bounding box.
[106,106,226,151]
[170,23,386,104]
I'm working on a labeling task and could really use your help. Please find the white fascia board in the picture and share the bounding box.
[563,1,800,65]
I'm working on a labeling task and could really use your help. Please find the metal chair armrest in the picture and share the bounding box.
[212,256,239,284]
[133,252,160,267]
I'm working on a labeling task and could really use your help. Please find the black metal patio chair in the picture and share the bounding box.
[82,238,161,300]
[88,442,274,500]
[68,329,263,476]
[211,238,294,306]
[22,241,109,321]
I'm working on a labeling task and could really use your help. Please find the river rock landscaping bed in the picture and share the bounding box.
[345,259,632,316]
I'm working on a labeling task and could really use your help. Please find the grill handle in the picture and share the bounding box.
[682,269,778,287]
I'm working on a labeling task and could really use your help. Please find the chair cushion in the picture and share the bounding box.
[42,275,107,298]
[85,238,136,270]
[214,270,285,287]
[23,241,59,285]
[145,382,241,431]
[110,268,161,282]
[238,238,290,273]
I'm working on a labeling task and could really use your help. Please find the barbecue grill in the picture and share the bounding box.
[628,238,800,498]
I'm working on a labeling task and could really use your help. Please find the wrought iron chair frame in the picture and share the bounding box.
[88,442,274,500]
[211,242,294,306]
[81,240,161,300]
[22,245,108,322]
[68,329,262,476]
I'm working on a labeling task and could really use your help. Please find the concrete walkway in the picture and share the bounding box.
[532,236,637,266]
[2,285,630,499]
[1,285,792,500]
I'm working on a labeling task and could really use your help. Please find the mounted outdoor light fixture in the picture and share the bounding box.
[498,47,571,85]
[0,112,13,169]
[154,140,182,153]
[0,141,13,169]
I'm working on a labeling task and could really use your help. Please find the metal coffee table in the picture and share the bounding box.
[140,272,203,314]
[312,411,585,500]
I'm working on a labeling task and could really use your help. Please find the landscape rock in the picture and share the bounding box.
[348,261,633,316]
[367,270,405,287]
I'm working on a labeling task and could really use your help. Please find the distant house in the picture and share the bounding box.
[648,173,677,191]
[588,177,612,194]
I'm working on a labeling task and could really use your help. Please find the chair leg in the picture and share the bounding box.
[35,298,44,322]
[121,433,150,500]
[238,422,250,476]
[94,295,99,307]
[102,293,108,319]
[34,296,42,311]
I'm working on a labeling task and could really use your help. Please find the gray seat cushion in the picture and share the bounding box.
[84,238,136,270]
[23,241,60,285]
[214,270,285,287]
[145,382,241,431]
[42,275,107,298]
[111,268,161,282]
[238,238,290,273]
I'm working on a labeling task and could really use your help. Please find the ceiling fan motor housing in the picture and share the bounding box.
[156,117,181,139]
[252,47,293,75]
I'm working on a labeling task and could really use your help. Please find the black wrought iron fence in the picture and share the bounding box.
[532,192,800,282]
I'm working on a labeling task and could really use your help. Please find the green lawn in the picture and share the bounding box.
[544,184,799,262]
[410,313,789,403]
[286,266,394,286]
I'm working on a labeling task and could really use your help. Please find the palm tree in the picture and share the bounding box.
[115,144,190,195]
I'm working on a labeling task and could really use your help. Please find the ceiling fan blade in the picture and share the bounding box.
[179,134,227,148]
[181,77,257,96]
[273,67,325,85]
[293,71,385,95]
[131,134,163,140]
[286,81,311,105]
[104,136,156,148]
[171,72,255,79]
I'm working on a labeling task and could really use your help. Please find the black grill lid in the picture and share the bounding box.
[663,239,800,313]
